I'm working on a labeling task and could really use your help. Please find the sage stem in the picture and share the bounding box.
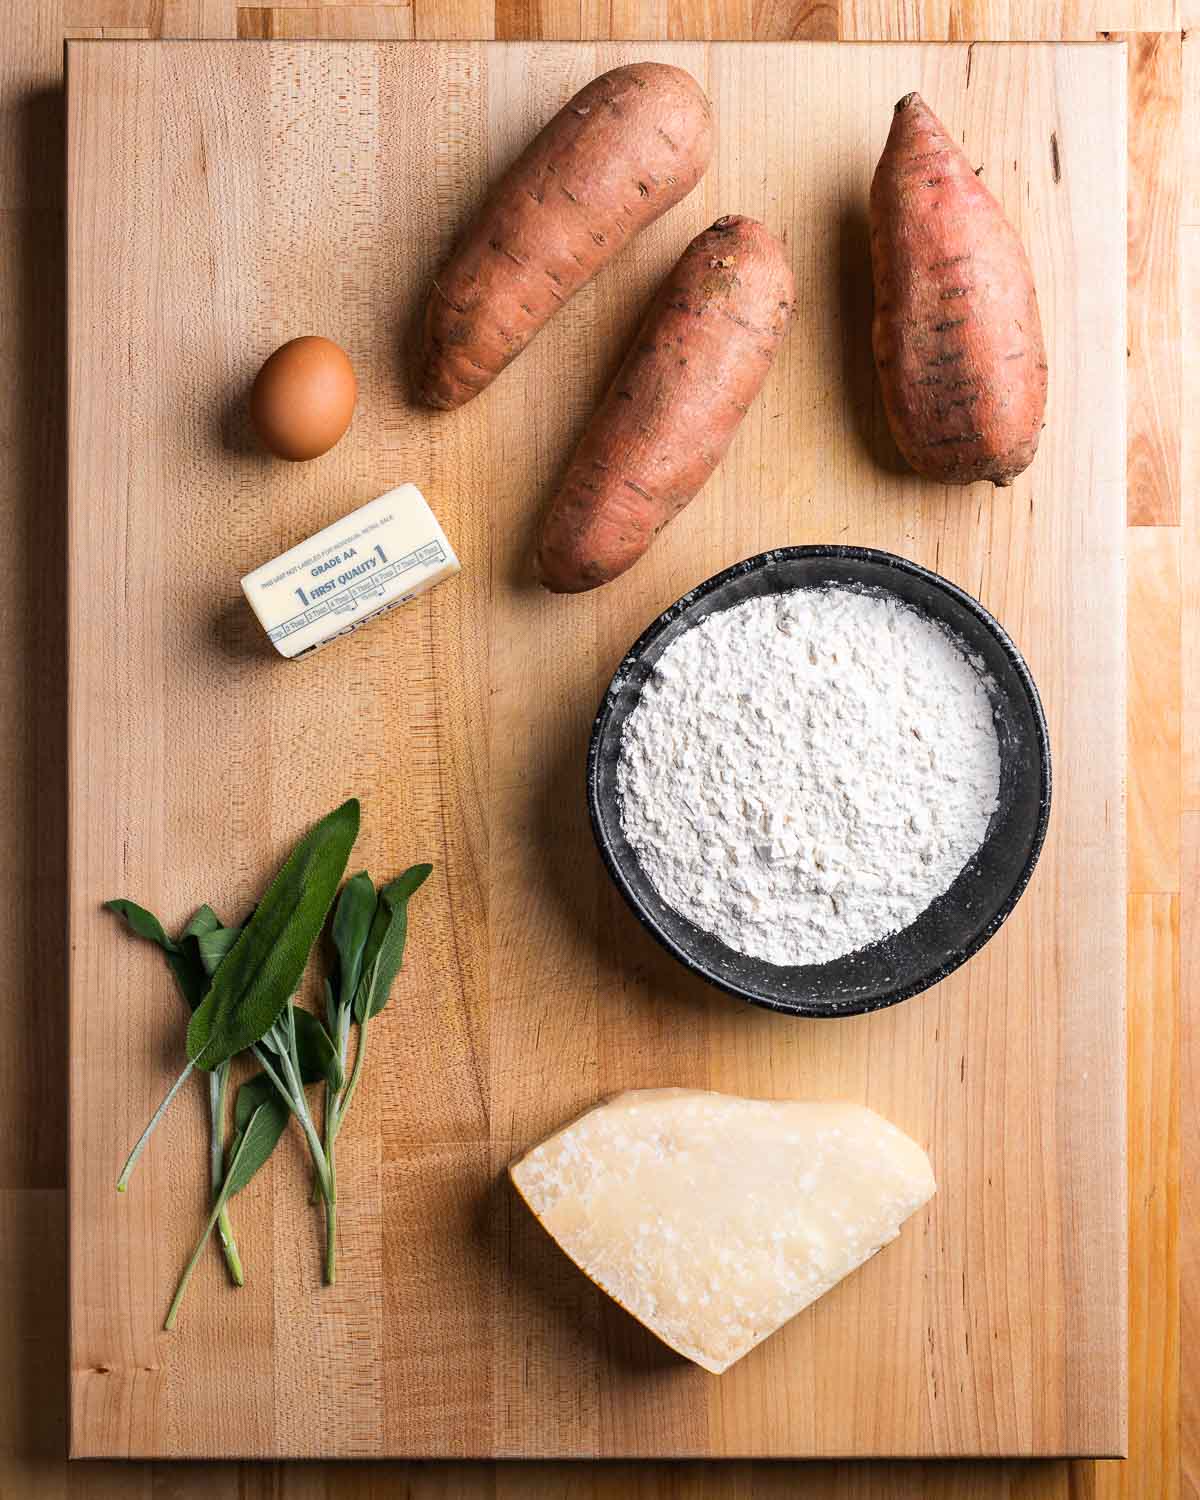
[164,1185,227,1330]
[280,1017,338,1284]
[209,1064,243,1286]
[337,1019,369,1128]
[311,1081,335,1207]
[312,1004,352,1206]
[323,1161,337,1285]
[253,1040,334,1203]
[117,1059,195,1191]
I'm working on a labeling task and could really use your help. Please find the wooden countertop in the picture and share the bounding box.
[1,0,1189,1495]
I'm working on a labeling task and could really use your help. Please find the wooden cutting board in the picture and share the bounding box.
[66,38,1127,1460]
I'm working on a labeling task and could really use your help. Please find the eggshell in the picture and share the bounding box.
[249,336,357,461]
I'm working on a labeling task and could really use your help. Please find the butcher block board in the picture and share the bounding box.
[66,39,1127,1459]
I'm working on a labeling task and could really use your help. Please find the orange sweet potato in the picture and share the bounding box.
[417,63,713,411]
[869,92,1048,486]
[536,215,795,593]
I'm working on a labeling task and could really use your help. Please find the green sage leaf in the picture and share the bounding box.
[226,1100,290,1196]
[292,1007,344,1091]
[227,1078,290,1189]
[196,924,241,980]
[353,863,433,1023]
[186,799,360,1070]
[181,905,222,941]
[104,899,175,949]
[105,899,208,1011]
[332,871,377,1012]
[233,1072,279,1135]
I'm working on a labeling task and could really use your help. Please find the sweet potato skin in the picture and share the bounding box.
[417,63,713,411]
[536,216,795,593]
[869,92,1048,486]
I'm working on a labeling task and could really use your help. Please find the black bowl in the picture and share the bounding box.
[587,546,1051,1018]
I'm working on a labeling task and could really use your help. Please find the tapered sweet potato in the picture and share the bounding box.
[536,215,795,593]
[417,63,713,411]
[869,92,1048,486]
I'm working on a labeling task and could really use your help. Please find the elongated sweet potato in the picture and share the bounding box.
[417,63,713,412]
[869,92,1048,486]
[536,216,795,593]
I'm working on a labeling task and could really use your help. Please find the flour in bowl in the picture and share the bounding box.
[616,587,1002,966]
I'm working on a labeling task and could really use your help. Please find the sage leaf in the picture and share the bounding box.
[292,1007,344,1091]
[105,899,208,1011]
[164,1099,290,1330]
[196,924,241,980]
[353,864,433,1023]
[332,872,376,1011]
[233,1073,280,1134]
[228,1074,290,1185]
[181,905,222,941]
[323,976,337,1036]
[225,1099,287,1194]
[225,1099,291,1195]
[104,899,174,949]
[186,799,360,1070]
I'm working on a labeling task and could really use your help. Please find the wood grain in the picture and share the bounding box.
[839,1,1181,38]
[1179,41,1199,1500]
[66,38,1126,1461]
[1125,30,1181,525]
[162,0,238,35]
[1128,527,1182,890]
[0,0,1187,1497]
[239,6,415,35]
[416,0,496,36]
[750,0,838,36]
[1181,815,1200,1500]
[1183,38,1200,822]
[0,0,69,1195]
[1185,229,1200,813]
[1122,894,1181,1498]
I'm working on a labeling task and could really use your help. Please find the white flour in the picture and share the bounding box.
[616,587,1001,966]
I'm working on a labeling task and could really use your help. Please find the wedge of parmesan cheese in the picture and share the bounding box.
[509,1089,935,1374]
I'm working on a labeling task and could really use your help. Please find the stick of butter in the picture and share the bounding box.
[241,484,460,659]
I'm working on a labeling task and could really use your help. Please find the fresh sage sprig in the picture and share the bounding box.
[311,864,432,1281]
[108,795,359,1190]
[108,797,360,1314]
[106,801,429,1320]
[104,899,245,1284]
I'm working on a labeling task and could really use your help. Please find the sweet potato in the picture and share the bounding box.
[869,92,1048,486]
[536,215,795,593]
[417,63,713,412]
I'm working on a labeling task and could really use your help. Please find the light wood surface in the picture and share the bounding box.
[65,35,1126,1461]
[0,2,1190,1497]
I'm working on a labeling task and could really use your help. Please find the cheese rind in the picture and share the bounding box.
[510,1089,936,1374]
[240,483,460,659]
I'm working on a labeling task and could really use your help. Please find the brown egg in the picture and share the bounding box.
[249,336,357,461]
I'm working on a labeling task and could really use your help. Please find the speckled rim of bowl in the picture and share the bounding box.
[585,544,1053,1018]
